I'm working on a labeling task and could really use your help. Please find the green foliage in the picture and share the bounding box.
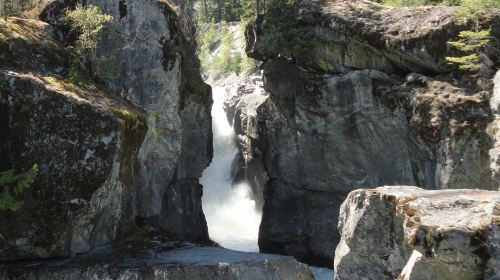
[198,22,257,80]
[202,24,217,50]
[0,0,38,19]
[240,54,259,74]
[447,30,491,51]
[255,0,317,63]
[446,53,482,71]
[65,5,112,51]
[64,4,112,81]
[446,29,490,72]
[0,164,38,211]
[66,64,93,85]
[444,0,497,73]
[195,0,242,23]
[454,0,500,24]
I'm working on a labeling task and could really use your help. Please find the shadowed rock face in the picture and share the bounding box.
[0,0,212,260]
[84,0,213,242]
[0,19,147,260]
[231,0,500,267]
[334,186,500,280]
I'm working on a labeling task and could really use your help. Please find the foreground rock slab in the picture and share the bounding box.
[0,244,314,280]
[334,186,500,280]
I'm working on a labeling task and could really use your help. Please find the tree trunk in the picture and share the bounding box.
[216,0,222,22]
[203,0,208,21]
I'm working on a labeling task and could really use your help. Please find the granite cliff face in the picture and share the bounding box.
[225,0,500,267]
[0,0,212,261]
[0,18,147,260]
[85,0,213,243]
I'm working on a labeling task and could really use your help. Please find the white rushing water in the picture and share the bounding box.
[201,87,262,252]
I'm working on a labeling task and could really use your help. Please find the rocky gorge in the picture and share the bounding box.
[226,0,500,272]
[0,0,499,279]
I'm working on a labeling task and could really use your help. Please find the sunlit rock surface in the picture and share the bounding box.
[334,186,500,280]
[233,58,496,267]
[0,244,314,280]
[237,0,500,267]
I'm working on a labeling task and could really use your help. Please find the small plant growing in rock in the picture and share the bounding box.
[65,4,112,83]
[445,0,498,73]
[0,164,38,211]
[445,29,491,72]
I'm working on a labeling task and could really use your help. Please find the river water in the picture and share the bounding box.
[200,86,262,252]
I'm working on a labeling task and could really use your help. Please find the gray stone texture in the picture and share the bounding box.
[334,186,500,280]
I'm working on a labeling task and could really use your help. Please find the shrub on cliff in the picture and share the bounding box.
[0,165,38,211]
[64,4,112,83]
[0,0,37,20]
[255,0,316,63]
[446,30,491,72]
[445,0,498,73]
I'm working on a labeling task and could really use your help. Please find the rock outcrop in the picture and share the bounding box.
[79,0,213,243]
[0,243,314,280]
[231,0,500,267]
[247,0,500,75]
[0,0,212,261]
[488,70,500,191]
[223,74,269,208]
[0,18,145,260]
[334,186,500,280]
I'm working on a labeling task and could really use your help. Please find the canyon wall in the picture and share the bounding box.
[0,0,212,260]
[226,0,500,267]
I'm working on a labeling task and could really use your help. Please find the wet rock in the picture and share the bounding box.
[0,243,314,280]
[334,186,500,280]
[224,76,269,208]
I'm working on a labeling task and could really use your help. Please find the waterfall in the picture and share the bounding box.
[201,86,262,252]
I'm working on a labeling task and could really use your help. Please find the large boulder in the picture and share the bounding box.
[334,186,500,280]
[0,69,147,260]
[0,18,147,261]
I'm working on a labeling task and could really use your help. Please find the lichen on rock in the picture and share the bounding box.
[334,186,500,280]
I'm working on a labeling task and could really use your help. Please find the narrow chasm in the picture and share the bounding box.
[198,22,263,252]
[200,86,262,252]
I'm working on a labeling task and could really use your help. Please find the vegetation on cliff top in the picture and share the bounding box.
[64,4,112,84]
